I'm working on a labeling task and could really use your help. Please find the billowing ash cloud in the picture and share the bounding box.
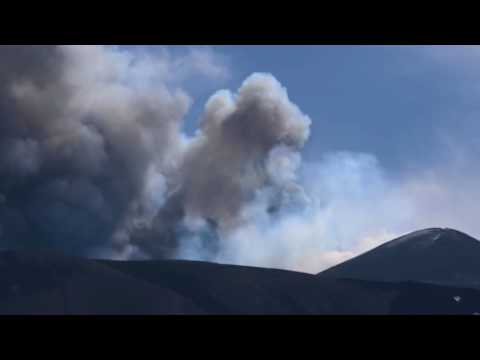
[0,45,311,260]
[181,75,310,226]
[4,45,480,274]
[0,45,225,255]
[131,73,312,258]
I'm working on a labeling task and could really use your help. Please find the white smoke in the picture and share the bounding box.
[211,146,480,274]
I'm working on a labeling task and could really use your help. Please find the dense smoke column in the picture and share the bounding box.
[183,74,310,224]
[0,45,191,255]
[0,45,85,252]
[0,45,311,261]
[132,74,312,258]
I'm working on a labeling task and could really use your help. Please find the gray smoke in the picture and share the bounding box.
[181,75,309,227]
[131,73,312,258]
[0,45,311,260]
[4,45,480,274]
[0,45,206,255]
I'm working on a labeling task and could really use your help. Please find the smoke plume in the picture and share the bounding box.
[0,45,221,256]
[0,45,312,262]
[2,45,480,274]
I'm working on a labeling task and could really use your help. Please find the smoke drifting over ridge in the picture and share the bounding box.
[2,45,480,273]
[0,45,311,261]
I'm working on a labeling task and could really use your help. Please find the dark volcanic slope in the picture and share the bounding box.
[319,228,480,289]
[2,247,480,314]
[103,259,480,315]
[0,251,203,315]
[100,259,395,314]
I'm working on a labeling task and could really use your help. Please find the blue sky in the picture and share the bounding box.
[143,45,480,176]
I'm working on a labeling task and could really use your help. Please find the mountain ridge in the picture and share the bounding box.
[319,227,480,289]
[1,227,480,314]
